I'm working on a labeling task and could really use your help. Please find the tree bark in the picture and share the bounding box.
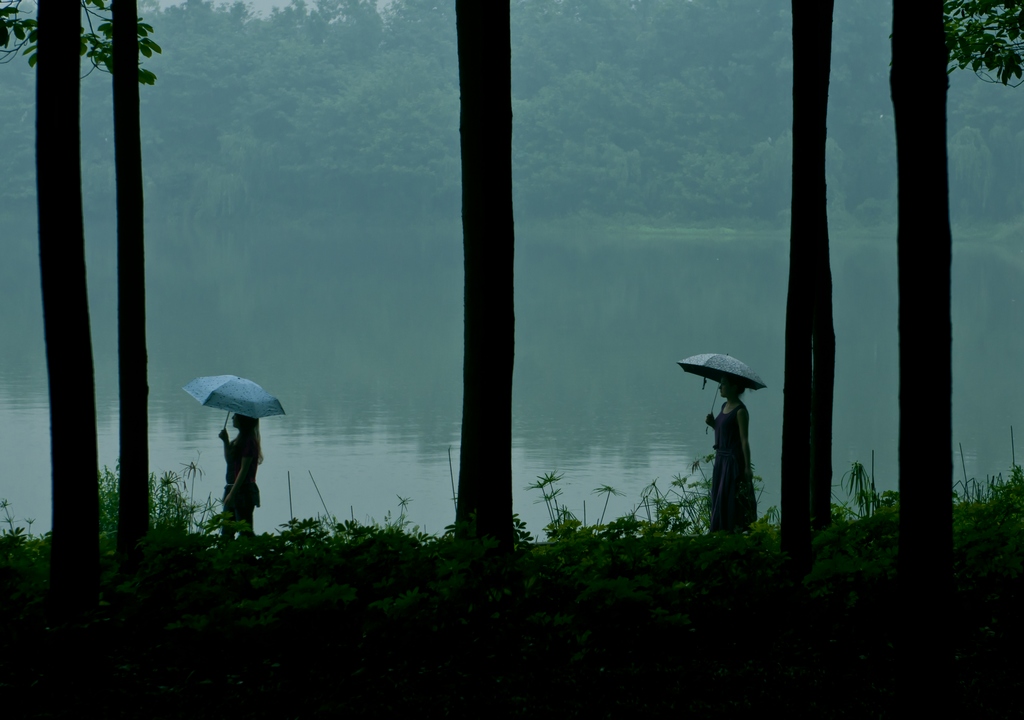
[113,0,151,560]
[809,0,837,531]
[891,0,954,707]
[37,0,100,621]
[782,0,834,575]
[810,270,836,531]
[454,0,515,552]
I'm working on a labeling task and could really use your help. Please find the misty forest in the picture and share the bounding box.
[2,0,1024,716]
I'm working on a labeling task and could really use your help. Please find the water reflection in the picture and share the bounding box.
[1,225,1021,534]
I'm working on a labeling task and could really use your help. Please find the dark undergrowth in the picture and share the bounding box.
[2,466,1023,718]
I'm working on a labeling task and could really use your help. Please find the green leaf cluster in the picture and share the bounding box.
[0,4,35,63]
[0,0,160,83]
[945,0,1024,85]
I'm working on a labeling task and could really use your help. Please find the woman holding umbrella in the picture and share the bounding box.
[182,375,283,536]
[704,373,757,532]
[220,413,263,536]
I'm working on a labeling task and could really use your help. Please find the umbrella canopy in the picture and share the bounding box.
[677,353,767,390]
[183,375,286,418]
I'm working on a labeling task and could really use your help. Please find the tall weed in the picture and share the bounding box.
[98,460,219,539]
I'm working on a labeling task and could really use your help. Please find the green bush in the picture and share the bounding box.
[2,461,1024,716]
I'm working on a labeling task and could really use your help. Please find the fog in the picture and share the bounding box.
[1,0,1022,535]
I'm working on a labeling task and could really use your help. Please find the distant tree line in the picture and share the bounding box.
[1,0,1021,230]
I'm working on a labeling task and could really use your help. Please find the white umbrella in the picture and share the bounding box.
[676,353,767,390]
[182,375,286,419]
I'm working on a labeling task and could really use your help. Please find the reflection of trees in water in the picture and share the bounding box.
[513,232,787,461]
[1,224,1022,486]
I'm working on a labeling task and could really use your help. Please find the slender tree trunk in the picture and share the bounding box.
[37,0,100,621]
[113,0,151,559]
[454,0,515,552]
[782,0,834,575]
[810,275,836,530]
[891,0,954,707]
[809,1,837,532]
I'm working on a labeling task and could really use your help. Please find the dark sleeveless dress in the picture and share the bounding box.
[710,402,757,532]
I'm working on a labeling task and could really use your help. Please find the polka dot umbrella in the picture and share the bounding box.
[676,353,767,390]
[182,375,286,423]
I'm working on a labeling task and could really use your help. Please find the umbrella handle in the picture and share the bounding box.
[224,411,230,429]
[706,383,721,434]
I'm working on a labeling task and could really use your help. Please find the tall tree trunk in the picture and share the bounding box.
[782,0,834,575]
[810,270,836,530]
[809,1,837,532]
[37,0,100,621]
[454,0,515,552]
[891,0,954,707]
[113,0,151,559]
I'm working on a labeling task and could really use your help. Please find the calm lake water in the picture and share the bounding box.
[2,222,1022,536]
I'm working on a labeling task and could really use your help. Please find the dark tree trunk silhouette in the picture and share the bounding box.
[782,0,835,573]
[454,0,515,552]
[113,0,151,559]
[37,0,100,621]
[809,0,837,531]
[891,0,954,706]
[810,283,836,530]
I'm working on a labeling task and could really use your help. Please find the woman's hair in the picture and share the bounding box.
[724,374,747,396]
[232,414,264,465]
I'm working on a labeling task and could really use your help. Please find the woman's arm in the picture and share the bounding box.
[219,428,231,462]
[224,456,252,507]
[737,407,753,482]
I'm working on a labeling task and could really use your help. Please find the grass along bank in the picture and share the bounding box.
[1,462,1022,717]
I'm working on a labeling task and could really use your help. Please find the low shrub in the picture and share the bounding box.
[1,462,1022,717]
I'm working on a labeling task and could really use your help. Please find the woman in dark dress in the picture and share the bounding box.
[219,413,263,536]
[704,374,757,532]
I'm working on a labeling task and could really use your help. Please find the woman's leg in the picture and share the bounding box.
[223,484,255,537]
[222,485,234,537]
[235,486,255,537]
[709,462,724,532]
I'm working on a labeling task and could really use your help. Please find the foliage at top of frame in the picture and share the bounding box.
[945,0,1024,85]
[0,0,161,84]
